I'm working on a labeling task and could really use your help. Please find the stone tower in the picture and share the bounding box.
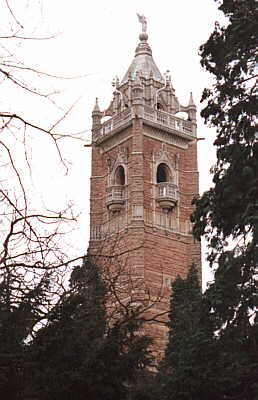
[88,19,201,358]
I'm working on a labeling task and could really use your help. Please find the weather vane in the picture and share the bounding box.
[137,13,147,33]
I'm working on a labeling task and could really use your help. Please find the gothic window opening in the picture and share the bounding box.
[157,163,170,183]
[156,163,177,210]
[114,165,125,186]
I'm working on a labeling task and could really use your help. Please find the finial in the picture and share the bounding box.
[137,13,148,41]
[137,13,147,33]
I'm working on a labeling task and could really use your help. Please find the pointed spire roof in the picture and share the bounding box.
[121,31,164,85]
[92,97,101,113]
[188,92,196,107]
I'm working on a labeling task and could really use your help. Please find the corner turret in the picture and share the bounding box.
[92,98,102,131]
[187,92,197,122]
[180,92,197,124]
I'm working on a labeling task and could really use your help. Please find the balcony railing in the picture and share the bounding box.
[156,182,178,209]
[144,106,194,136]
[100,109,132,137]
[156,182,177,199]
[106,185,125,211]
[95,107,195,142]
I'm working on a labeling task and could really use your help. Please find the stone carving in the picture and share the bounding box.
[137,13,147,33]
[144,126,188,150]
[107,146,128,186]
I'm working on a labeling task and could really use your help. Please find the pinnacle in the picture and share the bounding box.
[92,97,101,113]
[188,92,196,107]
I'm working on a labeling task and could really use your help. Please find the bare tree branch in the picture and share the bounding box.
[5,0,24,29]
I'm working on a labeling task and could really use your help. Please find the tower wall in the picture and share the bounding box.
[88,30,201,357]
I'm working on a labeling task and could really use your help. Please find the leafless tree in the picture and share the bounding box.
[0,2,169,347]
[87,232,171,358]
[0,0,88,333]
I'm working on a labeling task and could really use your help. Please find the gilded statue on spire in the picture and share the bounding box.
[137,13,147,33]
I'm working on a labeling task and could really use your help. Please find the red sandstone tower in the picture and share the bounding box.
[88,19,201,357]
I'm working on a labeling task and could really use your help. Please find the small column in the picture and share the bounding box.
[131,72,144,118]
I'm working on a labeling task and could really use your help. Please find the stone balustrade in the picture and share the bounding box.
[144,106,194,135]
[156,182,178,210]
[100,109,132,137]
[95,106,195,142]
[106,185,125,211]
[90,208,192,241]
[106,185,125,202]
[156,182,178,200]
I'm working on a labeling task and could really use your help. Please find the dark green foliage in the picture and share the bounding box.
[0,258,152,399]
[190,0,258,398]
[27,258,152,400]
[209,318,258,399]
[191,0,257,339]
[158,265,215,400]
[192,0,258,273]
[0,274,50,399]
[192,0,258,250]
[156,264,257,400]
[130,371,158,400]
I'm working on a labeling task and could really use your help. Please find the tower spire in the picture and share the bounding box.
[188,92,196,107]
[92,97,100,113]
[121,14,163,84]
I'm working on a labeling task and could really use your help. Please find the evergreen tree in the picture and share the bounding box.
[0,273,50,399]
[192,0,257,322]
[191,0,258,398]
[157,265,215,400]
[28,258,152,400]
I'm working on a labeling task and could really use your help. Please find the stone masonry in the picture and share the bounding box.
[88,21,201,359]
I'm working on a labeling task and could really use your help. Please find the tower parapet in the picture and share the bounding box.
[91,29,197,146]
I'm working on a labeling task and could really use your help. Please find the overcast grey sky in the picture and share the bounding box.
[2,0,226,286]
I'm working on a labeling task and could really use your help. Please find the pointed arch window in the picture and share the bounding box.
[107,165,126,212]
[156,163,177,210]
[157,163,170,183]
[114,165,125,186]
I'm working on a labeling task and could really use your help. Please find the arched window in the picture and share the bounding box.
[157,163,170,183]
[114,165,125,185]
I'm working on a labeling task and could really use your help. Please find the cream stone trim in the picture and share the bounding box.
[101,134,133,153]
[143,126,189,149]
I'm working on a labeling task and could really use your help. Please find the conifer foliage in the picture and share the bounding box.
[157,265,257,400]
[192,0,257,325]
[152,3,258,398]
[27,258,152,400]
[158,265,215,400]
[190,0,257,398]
[0,275,51,399]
